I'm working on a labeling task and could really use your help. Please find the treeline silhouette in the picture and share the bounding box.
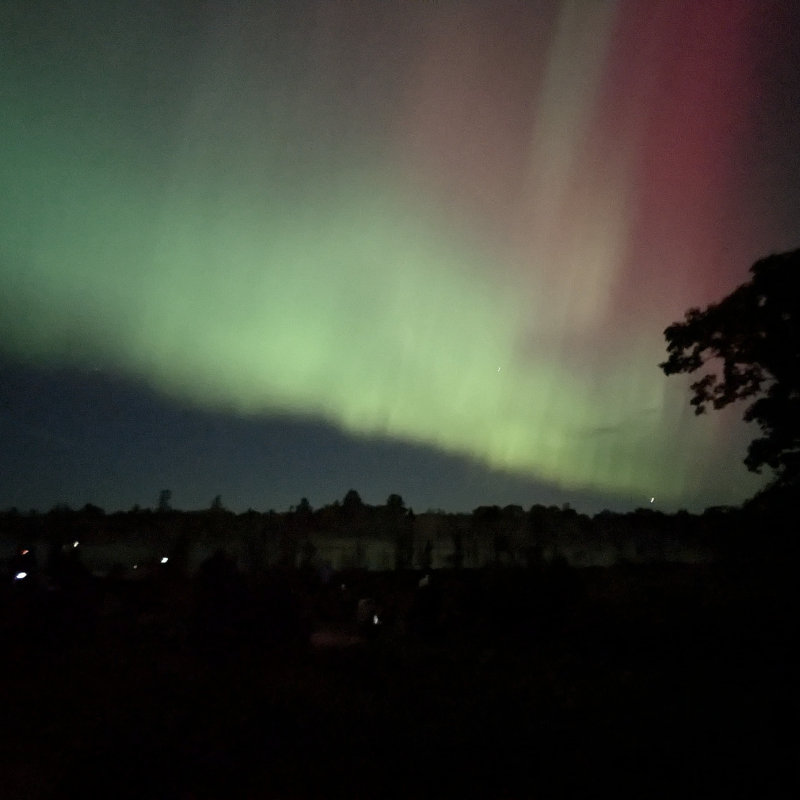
[0,487,794,798]
[2,488,784,581]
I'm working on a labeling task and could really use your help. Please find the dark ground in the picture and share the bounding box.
[0,561,795,799]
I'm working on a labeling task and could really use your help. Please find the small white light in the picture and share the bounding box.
[133,565,138,569]
[160,557,168,564]
[21,549,29,555]
[15,572,27,580]
[73,541,79,548]
[650,497,655,504]
[373,615,379,625]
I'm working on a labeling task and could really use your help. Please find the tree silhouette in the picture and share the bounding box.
[211,495,224,511]
[342,489,363,511]
[157,489,172,513]
[661,249,800,487]
[386,493,406,514]
[451,531,464,570]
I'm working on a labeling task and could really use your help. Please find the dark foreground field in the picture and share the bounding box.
[0,562,795,799]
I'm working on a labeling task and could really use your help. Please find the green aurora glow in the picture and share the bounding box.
[0,1,767,508]
[0,140,753,504]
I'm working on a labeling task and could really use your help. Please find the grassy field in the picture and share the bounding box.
[0,562,794,799]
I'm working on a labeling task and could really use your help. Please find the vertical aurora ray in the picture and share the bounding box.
[0,0,772,507]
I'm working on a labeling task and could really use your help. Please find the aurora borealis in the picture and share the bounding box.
[2,0,799,513]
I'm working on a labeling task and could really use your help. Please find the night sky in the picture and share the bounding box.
[2,0,799,515]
